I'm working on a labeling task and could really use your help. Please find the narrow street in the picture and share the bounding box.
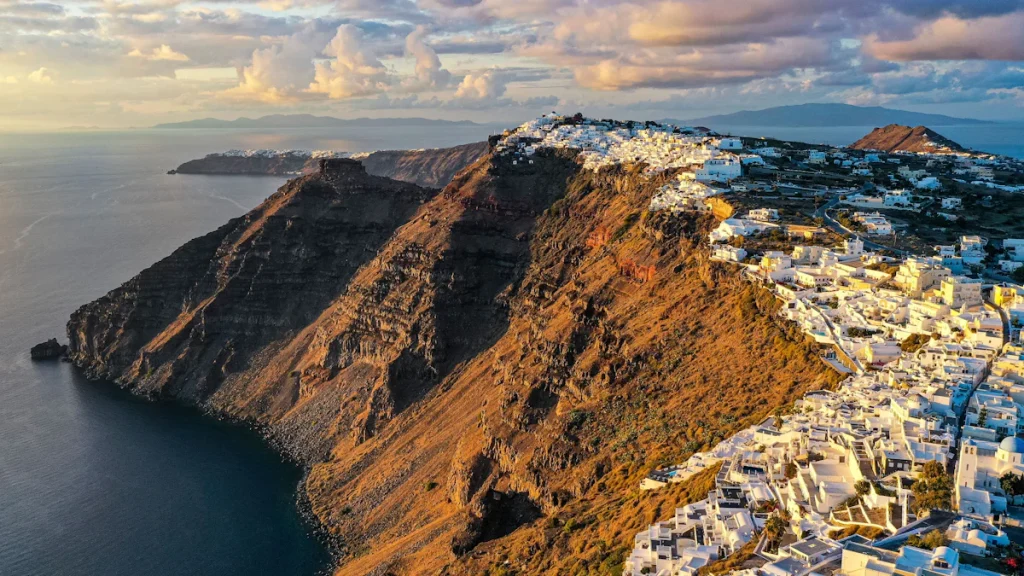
[813,197,910,256]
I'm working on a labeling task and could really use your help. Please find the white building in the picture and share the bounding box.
[713,245,748,263]
[945,518,1010,556]
[955,436,1024,519]
[839,543,962,576]
[941,276,983,308]
[696,157,743,182]
[748,208,780,222]
[1001,261,1024,273]
[710,219,778,243]
[716,137,743,150]
[854,212,893,235]
[941,198,963,210]
[845,237,865,257]
[884,189,914,207]
[894,258,951,298]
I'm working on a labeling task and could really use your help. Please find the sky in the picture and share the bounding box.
[1,0,1024,130]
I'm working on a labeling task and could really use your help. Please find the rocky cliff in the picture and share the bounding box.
[170,142,488,189]
[850,124,965,154]
[355,142,490,189]
[68,149,841,574]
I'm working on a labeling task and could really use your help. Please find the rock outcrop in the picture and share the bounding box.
[30,338,67,360]
[850,124,966,154]
[68,148,841,574]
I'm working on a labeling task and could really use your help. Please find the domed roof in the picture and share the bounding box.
[999,436,1024,453]
[932,546,957,566]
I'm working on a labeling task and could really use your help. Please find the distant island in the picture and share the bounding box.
[671,103,990,128]
[168,142,488,189]
[153,114,480,129]
[850,124,967,154]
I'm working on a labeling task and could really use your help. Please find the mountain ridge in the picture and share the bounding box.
[671,103,990,128]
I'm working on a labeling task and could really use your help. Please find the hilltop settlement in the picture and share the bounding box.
[493,114,1024,576]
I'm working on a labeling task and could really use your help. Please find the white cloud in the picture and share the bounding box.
[27,67,54,84]
[404,26,451,89]
[454,69,506,100]
[307,25,391,99]
[3,76,18,84]
[128,45,190,62]
[220,30,326,103]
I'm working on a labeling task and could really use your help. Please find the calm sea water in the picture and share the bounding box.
[0,124,495,576]
[714,123,1024,159]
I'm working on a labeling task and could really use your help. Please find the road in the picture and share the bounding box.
[813,198,910,256]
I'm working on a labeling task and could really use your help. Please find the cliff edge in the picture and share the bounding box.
[68,149,840,574]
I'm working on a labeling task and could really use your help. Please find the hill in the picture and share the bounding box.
[674,103,989,128]
[850,124,967,154]
[66,147,841,574]
[153,114,479,129]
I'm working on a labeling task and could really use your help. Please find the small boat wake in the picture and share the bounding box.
[0,213,52,255]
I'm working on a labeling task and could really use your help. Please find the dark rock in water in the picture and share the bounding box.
[31,338,67,360]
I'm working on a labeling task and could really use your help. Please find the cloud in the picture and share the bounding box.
[27,67,53,84]
[128,44,190,62]
[454,68,506,100]
[403,26,451,89]
[863,12,1024,61]
[6,0,1024,127]
[221,27,328,103]
[308,24,391,99]
[3,76,17,84]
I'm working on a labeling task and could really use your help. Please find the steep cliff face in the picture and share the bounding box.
[68,158,435,413]
[68,149,840,574]
[356,142,490,188]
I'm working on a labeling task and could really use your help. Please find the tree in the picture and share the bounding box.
[785,461,799,480]
[763,514,788,550]
[979,406,989,428]
[912,461,954,515]
[907,529,948,550]
[1015,267,1024,285]
[1001,472,1024,503]
[774,407,785,429]
[855,479,871,496]
[901,333,931,353]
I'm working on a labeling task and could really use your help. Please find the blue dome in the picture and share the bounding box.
[999,436,1024,453]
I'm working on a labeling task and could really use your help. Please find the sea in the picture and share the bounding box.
[0,121,1018,576]
[0,124,496,576]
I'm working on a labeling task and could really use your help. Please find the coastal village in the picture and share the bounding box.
[496,115,1024,576]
